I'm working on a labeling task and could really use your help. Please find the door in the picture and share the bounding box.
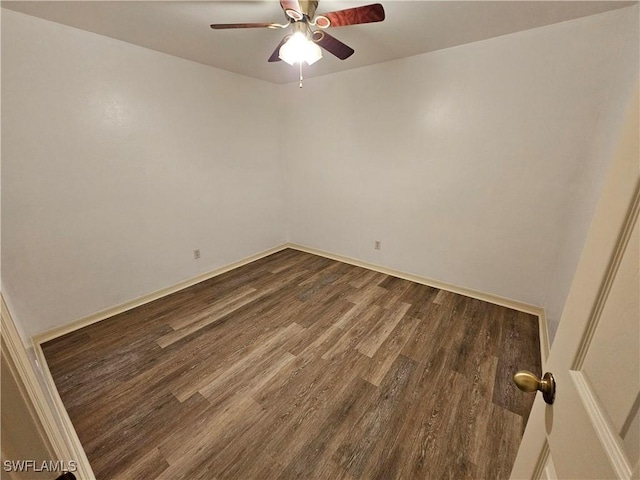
[511,87,639,479]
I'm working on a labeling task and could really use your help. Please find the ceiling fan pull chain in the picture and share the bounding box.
[299,62,303,88]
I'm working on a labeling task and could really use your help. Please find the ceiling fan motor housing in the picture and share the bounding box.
[298,0,318,20]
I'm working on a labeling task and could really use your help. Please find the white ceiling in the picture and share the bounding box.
[3,1,635,84]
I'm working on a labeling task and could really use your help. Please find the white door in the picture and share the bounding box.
[511,87,639,480]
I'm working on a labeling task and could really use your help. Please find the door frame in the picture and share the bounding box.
[1,295,95,479]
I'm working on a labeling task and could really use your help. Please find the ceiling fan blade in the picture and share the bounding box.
[312,31,354,60]
[268,35,290,62]
[320,3,385,27]
[210,23,283,30]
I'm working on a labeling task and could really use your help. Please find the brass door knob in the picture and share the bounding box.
[513,370,556,405]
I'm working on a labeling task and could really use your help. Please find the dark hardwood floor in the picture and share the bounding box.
[42,249,541,479]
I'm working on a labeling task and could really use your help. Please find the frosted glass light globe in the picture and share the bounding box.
[279,32,323,65]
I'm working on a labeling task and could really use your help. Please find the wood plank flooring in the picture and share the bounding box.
[42,249,542,479]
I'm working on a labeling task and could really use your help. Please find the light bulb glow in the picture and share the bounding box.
[279,32,322,66]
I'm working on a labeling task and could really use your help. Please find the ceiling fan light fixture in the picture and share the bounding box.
[278,32,323,65]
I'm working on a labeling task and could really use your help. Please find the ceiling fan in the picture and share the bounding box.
[210,0,385,82]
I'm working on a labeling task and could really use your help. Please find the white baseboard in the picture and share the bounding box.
[33,244,289,345]
[33,240,550,360]
[285,243,550,363]
[537,309,550,366]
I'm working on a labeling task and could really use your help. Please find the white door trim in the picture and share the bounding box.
[1,295,95,479]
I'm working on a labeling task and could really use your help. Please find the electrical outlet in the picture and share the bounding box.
[193,249,201,260]
[375,241,381,250]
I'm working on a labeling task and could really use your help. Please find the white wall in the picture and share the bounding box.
[3,6,637,344]
[1,9,286,339]
[284,6,639,341]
